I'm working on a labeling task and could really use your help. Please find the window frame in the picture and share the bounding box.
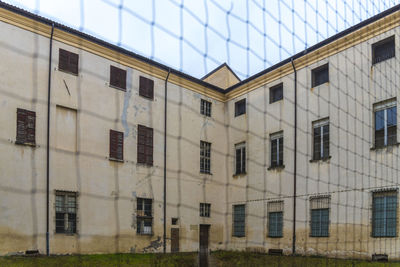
[309,196,330,237]
[269,83,283,103]
[233,204,246,237]
[137,125,154,166]
[200,203,211,217]
[270,132,284,168]
[235,142,246,175]
[200,99,212,117]
[200,141,211,174]
[374,99,397,148]
[372,36,395,65]
[267,201,284,238]
[55,191,77,235]
[109,129,124,161]
[234,99,246,117]
[311,64,329,87]
[137,197,153,235]
[312,118,330,161]
[372,190,397,238]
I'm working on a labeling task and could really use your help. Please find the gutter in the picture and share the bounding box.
[290,58,297,255]
[46,22,55,256]
[163,69,171,253]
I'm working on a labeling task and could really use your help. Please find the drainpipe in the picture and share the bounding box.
[290,58,297,255]
[46,23,55,256]
[163,68,171,253]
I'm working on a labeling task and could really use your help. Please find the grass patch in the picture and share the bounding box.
[0,253,196,267]
[212,251,400,267]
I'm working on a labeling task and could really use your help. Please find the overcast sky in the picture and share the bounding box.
[4,0,399,79]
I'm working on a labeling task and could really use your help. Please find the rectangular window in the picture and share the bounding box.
[137,125,153,166]
[233,204,245,237]
[373,36,395,64]
[270,132,283,167]
[270,83,283,103]
[200,141,211,174]
[374,100,397,148]
[313,119,329,160]
[372,190,397,237]
[58,49,79,75]
[235,142,246,175]
[200,203,211,217]
[16,108,36,145]
[139,76,154,100]
[310,196,330,237]
[110,65,127,90]
[109,130,123,161]
[312,64,329,87]
[137,198,153,235]
[234,99,246,117]
[55,191,77,234]
[268,201,284,238]
[200,99,212,117]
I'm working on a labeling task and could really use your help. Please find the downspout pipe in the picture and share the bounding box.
[290,58,297,255]
[163,68,171,253]
[46,23,55,256]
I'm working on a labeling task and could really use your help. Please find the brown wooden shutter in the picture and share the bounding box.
[59,49,78,75]
[139,76,154,100]
[69,52,79,75]
[26,111,36,144]
[110,130,123,161]
[145,127,153,165]
[16,108,27,144]
[16,108,35,145]
[58,49,69,72]
[110,66,127,90]
[137,125,146,164]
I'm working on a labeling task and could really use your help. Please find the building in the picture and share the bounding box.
[0,2,400,260]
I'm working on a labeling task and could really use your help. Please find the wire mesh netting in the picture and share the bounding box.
[1,0,400,266]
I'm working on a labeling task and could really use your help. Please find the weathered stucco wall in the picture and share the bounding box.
[1,7,400,260]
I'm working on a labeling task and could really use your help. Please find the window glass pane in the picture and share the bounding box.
[375,110,385,131]
[271,139,277,166]
[387,107,397,126]
[278,137,283,166]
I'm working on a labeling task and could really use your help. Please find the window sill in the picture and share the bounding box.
[233,172,247,178]
[200,171,212,175]
[372,235,397,238]
[137,163,154,167]
[267,235,283,238]
[109,157,124,163]
[139,94,154,101]
[269,99,283,104]
[309,156,331,163]
[232,235,245,238]
[137,233,153,236]
[310,235,329,238]
[267,165,285,171]
[311,82,329,90]
[55,232,77,236]
[370,142,400,151]
[15,141,37,147]
[109,84,126,92]
[58,68,79,76]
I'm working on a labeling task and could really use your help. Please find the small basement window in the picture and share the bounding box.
[372,36,395,65]
[311,64,329,87]
[270,83,283,103]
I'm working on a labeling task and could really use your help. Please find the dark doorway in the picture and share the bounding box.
[171,228,179,252]
[199,224,210,267]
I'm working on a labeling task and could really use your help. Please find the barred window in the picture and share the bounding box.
[313,119,329,160]
[311,64,329,87]
[310,196,330,237]
[200,203,211,217]
[270,132,283,167]
[372,190,397,237]
[235,142,246,175]
[200,141,211,174]
[268,201,283,238]
[233,204,245,237]
[137,198,153,235]
[201,99,212,117]
[372,36,395,64]
[55,191,77,234]
[374,99,397,148]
